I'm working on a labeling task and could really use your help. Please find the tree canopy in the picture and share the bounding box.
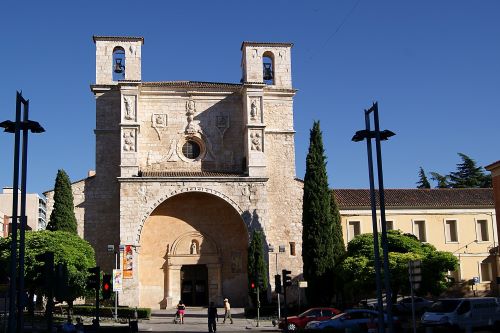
[428,153,491,188]
[247,230,268,304]
[338,230,458,302]
[47,169,77,233]
[302,121,337,305]
[416,167,431,189]
[0,230,95,302]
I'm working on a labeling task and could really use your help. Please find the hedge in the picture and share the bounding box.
[69,305,151,319]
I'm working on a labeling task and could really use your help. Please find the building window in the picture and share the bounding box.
[480,262,492,282]
[476,220,489,242]
[413,220,427,242]
[348,221,361,241]
[289,242,296,256]
[445,220,458,242]
[385,220,394,231]
[182,140,201,159]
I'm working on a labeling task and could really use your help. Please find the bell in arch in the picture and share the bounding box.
[263,62,273,81]
[114,58,124,74]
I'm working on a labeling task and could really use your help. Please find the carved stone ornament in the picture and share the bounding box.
[250,98,259,121]
[151,113,167,140]
[123,96,136,121]
[185,99,200,134]
[123,129,136,152]
[250,131,262,151]
[190,240,198,255]
[216,114,230,138]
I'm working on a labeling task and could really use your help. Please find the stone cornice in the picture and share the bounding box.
[118,177,268,183]
[93,35,144,44]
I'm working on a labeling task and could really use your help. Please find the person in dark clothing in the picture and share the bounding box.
[207,301,218,332]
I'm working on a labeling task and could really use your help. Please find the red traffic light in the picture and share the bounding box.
[104,283,110,291]
[250,282,255,289]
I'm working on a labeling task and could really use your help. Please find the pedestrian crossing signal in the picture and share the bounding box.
[102,274,112,299]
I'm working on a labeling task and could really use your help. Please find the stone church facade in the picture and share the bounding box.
[45,36,304,308]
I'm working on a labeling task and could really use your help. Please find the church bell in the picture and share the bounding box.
[263,62,273,81]
[114,58,124,74]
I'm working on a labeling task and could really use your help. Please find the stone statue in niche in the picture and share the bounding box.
[123,129,135,151]
[124,96,135,121]
[190,241,198,255]
[250,99,259,120]
[250,132,262,151]
[185,99,199,134]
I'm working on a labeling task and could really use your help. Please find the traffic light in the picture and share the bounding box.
[282,269,292,287]
[250,281,256,290]
[87,266,100,290]
[102,274,112,300]
[274,274,282,294]
[256,275,261,288]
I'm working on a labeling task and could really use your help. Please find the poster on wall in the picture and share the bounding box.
[123,245,133,279]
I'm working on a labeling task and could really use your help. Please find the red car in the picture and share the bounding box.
[278,307,342,331]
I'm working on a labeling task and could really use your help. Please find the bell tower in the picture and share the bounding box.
[93,36,144,84]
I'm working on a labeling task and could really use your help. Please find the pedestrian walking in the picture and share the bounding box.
[222,298,234,324]
[208,301,218,333]
[176,300,186,324]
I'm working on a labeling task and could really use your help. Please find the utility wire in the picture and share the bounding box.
[306,0,363,62]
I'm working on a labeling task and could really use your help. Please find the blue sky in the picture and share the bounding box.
[0,0,498,195]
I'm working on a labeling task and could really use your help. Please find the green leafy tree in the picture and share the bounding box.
[416,167,431,189]
[302,121,335,305]
[0,230,95,310]
[448,153,491,188]
[47,169,77,233]
[430,172,449,188]
[247,230,268,305]
[339,231,457,303]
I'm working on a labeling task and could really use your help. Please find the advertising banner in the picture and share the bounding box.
[123,245,133,279]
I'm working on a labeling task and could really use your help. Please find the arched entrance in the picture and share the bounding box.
[138,192,248,308]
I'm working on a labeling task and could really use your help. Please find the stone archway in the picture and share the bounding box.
[138,192,248,308]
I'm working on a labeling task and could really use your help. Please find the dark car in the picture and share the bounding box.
[278,307,342,331]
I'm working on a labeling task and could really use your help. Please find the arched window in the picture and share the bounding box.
[112,47,126,81]
[262,52,274,85]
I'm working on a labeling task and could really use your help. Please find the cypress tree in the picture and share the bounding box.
[416,167,431,189]
[47,169,77,234]
[247,230,268,305]
[302,121,335,305]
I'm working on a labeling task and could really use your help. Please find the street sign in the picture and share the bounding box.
[298,281,308,288]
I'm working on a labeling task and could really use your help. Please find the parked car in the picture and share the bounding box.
[278,307,341,331]
[305,309,400,331]
[394,296,433,314]
[421,297,500,330]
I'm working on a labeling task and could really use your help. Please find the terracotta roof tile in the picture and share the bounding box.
[334,188,493,209]
[93,36,144,43]
[141,81,242,89]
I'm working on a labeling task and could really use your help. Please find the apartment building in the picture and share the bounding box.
[0,187,47,234]
[336,188,497,294]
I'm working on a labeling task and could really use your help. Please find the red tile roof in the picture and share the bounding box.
[334,188,494,209]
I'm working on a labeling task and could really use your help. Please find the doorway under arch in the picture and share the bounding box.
[138,191,249,308]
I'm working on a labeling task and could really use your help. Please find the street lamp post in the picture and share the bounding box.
[1,91,45,333]
[107,245,119,321]
[352,102,395,333]
[268,244,282,321]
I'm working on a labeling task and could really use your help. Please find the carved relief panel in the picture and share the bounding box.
[151,113,167,140]
[249,129,264,152]
[122,128,137,152]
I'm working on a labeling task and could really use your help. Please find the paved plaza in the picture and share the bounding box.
[138,307,279,332]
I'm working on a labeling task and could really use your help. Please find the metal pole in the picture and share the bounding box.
[17,98,29,333]
[364,110,385,333]
[372,104,394,332]
[410,272,417,333]
[276,253,280,320]
[7,91,22,333]
[256,286,260,327]
[114,251,118,321]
